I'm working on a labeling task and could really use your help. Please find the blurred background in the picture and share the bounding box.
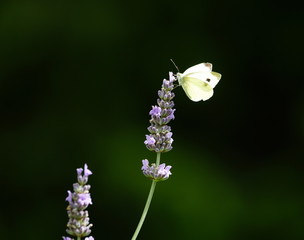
[0,0,303,239]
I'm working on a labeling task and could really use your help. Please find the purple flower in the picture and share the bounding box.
[78,193,92,206]
[76,167,83,176]
[85,237,94,240]
[167,109,175,120]
[141,159,172,181]
[65,191,73,205]
[144,72,176,153]
[149,106,162,116]
[84,164,93,177]
[77,163,92,185]
[141,159,149,171]
[157,164,172,179]
[144,135,156,145]
[64,164,94,239]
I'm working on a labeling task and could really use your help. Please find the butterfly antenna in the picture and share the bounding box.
[170,59,180,72]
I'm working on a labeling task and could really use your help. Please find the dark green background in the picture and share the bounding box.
[1,1,303,239]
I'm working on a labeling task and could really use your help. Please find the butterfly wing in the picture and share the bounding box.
[183,63,212,75]
[180,76,214,102]
[184,71,221,87]
[177,62,222,102]
[210,72,222,87]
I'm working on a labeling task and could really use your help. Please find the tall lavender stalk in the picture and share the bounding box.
[131,72,176,240]
[63,164,94,240]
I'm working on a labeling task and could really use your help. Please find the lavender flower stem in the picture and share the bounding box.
[131,153,161,240]
[155,152,161,166]
[131,181,157,240]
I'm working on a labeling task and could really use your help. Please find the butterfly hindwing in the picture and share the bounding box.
[181,76,213,102]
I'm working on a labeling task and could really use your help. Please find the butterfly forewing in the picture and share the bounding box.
[183,63,212,76]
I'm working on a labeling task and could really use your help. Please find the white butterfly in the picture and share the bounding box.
[176,63,222,102]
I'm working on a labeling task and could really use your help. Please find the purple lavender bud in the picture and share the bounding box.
[141,159,149,170]
[157,164,172,179]
[78,193,93,206]
[157,98,174,109]
[64,164,94,239]
[169,72,175,81]
[162,79,171,89]
[65,191,73,205]
[141,159,172,181]
[76,167,83,176]
[167,109,175,120]
[84,164,93,177]
[77,164,92,185]
[144,72,176,153]
[149,106,162,116]
[85,237,95,240]
[165,132,173,139]
[144,135,156,145]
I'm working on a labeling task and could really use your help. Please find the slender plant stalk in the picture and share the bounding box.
[131,153,161,240]
[135,72,175,239]
[155,152,161,166]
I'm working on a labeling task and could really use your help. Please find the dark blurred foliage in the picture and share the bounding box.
[0,0,303,239]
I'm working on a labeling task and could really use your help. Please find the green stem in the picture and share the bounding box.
[131,152,161,240]
[155,152,161,166]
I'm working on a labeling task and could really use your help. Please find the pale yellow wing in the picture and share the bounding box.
[183,63,212,75]
[180,76,213,102]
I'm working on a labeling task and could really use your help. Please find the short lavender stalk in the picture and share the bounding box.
[63,164,94,240]
[132,73,175,239]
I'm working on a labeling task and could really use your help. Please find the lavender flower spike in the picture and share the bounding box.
[63,164,94,240]
[132,72,176,240]
[145,72,176,153]
[142,159,172,181]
